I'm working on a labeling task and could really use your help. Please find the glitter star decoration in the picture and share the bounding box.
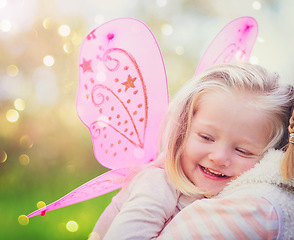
[80,58,93,73]
[122,75,137,91]
[87,30,96,40]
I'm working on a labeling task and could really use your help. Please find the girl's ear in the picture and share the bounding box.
[281,111,294,180]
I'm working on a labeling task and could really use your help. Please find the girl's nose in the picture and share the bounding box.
[208,145,231,167]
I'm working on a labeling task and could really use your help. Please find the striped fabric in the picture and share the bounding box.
[157,195,279,240]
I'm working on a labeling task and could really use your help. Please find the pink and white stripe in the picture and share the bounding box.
[158,195,279,239]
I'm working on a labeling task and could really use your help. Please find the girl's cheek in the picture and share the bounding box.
[239,160,257,175]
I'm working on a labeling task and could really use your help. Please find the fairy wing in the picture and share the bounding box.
[77,18,169,170]
[195,16,258,76]
[27,169,127,218]
[26,18,168,218]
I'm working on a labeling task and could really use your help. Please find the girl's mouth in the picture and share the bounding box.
[200,165,230,178]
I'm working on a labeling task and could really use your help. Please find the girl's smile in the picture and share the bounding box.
[199,165,231,179]
[181,90,271,196]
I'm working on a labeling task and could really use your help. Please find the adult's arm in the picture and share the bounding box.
[157,194,279,239]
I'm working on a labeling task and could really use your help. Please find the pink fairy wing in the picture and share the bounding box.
[77,18,168,170]
[195,16,258,76]
[26,18,168,219]
[27,169,127,218]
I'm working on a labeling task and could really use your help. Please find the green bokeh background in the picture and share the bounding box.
[1,0,293,239]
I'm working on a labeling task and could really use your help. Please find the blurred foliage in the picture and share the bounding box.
[0,98,119,239]
[0,2,118,238]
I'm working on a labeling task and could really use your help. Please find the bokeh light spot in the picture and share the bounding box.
[18,215,29,226]
[63,43,73,54]
[42,18,53,29]
[252,1,261,10]
[257,37,265,43]
[14,98,25,111]
[96,72,106,82]
[71,32,82,45]
[37,201,46,209]
[175,46,184,55]
[6,109,19,122]
[0,150,7,163]
[19,154,30,166]
[19,135,33,148]
[250,56,259,64]
[1,19,12,32]
[134,147,145,159]
[66,220,78,232]
[7,64,19,77]
[94,15,105,25]
[58,24,71,37]
[43,55,55,67]
[161,24,173,36]
[98,115,109,127]
[0,0,7,8]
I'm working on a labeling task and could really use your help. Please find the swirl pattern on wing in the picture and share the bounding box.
[79,45,148,168]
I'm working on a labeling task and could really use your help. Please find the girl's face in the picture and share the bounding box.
[181,90,270,196]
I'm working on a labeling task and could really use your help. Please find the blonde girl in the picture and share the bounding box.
[158,63,294,239]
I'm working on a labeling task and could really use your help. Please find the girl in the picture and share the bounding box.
[90,63,294,239]
[157,63,294,239]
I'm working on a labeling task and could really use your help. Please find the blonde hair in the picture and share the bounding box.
[282,110,294,180]
[161,63,294,195]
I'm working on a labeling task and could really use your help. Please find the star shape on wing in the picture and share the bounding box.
[122,75,137,92]
[80,58,93,73]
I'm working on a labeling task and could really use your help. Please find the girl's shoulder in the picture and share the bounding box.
[127,166,179,200]
[130,166,167,187]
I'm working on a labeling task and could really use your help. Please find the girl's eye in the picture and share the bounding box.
[235,148,253,156]
[199,134,214,142]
